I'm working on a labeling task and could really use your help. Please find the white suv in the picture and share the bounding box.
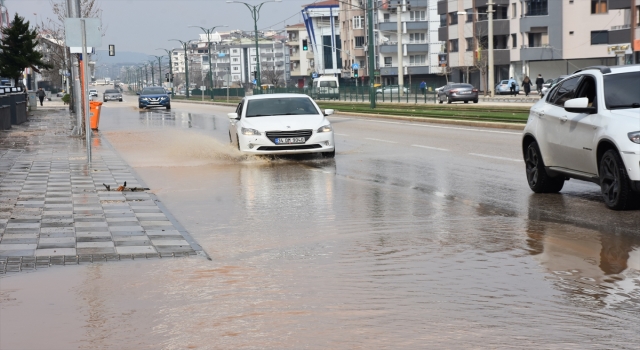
[522,65,640,210]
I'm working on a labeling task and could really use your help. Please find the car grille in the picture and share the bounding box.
[265,129,313,144]
[257,144,322,151]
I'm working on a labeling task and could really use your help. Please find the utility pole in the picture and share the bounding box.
[148,60,155,86]
[170,39,191,98]
[157,48,174,96]
[487,0,495,97]
[151,55,163,87]
[367,0,376,108]
[397,0,404,96]
[67,0,82,133]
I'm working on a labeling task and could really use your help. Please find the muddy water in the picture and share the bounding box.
[1,105,639,349]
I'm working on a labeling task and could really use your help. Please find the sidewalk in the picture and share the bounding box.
[0,108,204,273]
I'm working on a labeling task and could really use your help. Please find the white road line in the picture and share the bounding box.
[469,153,522,162]
[365,138,398,144]
[412,144,449,151]
[328,116,352,120]
[364,119,522,135]
[334,133,349,136]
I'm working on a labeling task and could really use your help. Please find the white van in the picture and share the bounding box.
[312,76,339,100]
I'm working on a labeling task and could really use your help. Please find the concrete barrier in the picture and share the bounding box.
[0,105,10,130]
[14,101,27,124]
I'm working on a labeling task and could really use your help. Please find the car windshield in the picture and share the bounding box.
[604,72,640,109]
[105,89,119,93]
[141,88,166,95]
[319,81,337,88]
[500,80,508,84]
[245,97,320,117]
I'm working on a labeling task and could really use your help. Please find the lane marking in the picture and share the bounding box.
[469,153,522,162]
[362,119,522,135]
[334,133,349,136]
[365,138,397,144]
[412,144,449,151]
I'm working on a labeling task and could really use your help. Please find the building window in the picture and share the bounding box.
[409,33,426,44]
[525,0,548,16]
[409,10,426,21]
[409,55,426,65]
[232,75,240,81]
[591,0,608,14]
[590,30,609,45]
[232,66,239,71]
[353,16,364,29]
[384,13,391,23]
[449,39,459,52]
[511,34,517,48]
[465,38,474,51]
[384,56,392,67]
[355,36,365,48]
[465,9,473,22]
[449,12,458,25]
[512,2,517,18]
[232,57,239,62]
[440,14,447,27]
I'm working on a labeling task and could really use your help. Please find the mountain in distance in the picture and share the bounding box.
[94,50,155,64]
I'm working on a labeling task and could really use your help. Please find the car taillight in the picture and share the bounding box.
[472,89,478,92]
[450,89,458,93]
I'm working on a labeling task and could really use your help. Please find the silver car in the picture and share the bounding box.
[376,85,410,96]
[540,75,569,97]
[103,89,123,102]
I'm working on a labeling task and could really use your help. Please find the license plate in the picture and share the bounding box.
[459,91,471,94]
[150,101,159,104]
[275,137,305,144]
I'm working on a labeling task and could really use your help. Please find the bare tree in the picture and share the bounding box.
[261,65,284,86]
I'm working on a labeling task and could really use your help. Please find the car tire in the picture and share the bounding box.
[599,149,639,210]
[321,150,336,158]
[438,95,443,104]
[447,96,452,104]
[119,99,123,102]
[166,105,171,110]
[473,99,478,103]
[525,141,565,193]
[464,101,469,103]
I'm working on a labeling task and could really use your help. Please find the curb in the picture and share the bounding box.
[334,111,526,130]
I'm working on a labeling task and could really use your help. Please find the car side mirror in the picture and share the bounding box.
[564,97,596,114]
[324,109,334,116]
[228,112,239,120]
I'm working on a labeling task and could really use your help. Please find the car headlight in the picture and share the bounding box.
[317,125,332,133]
[629,131,640,144]
[241,127,261,136]
[140,97,148,101]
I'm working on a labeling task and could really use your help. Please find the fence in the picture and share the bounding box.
[254,84,439,104]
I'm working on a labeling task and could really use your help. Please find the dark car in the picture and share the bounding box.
[437,83,479,104]
[137,86,170,109]
[103,89,122,102]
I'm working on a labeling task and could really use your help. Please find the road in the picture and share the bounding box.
[1,89,639,349]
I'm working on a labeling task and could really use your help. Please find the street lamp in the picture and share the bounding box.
[157,48,175,96]
[170,39,193,98]
[226,0,281,89]
[151,55,164,87]
[189,24,227,99]
[148,60,156,87]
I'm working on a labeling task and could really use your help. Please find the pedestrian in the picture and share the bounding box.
[36,87,46,106]
[508,77,517,96]
[419,80,426,95]
[535,74,544,95]
[522,76,532,97]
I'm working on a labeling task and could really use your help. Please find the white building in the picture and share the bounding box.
[302,0,342,76]
[286,23,314,87]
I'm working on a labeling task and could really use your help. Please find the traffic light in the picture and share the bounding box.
[302,39,308,51]
[354,69,359,78]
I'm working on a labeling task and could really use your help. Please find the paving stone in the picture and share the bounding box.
[35,248,77,256]
[115,246,157,255]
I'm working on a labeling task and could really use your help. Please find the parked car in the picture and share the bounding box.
[522,65,640,210]
[312,76,339,100]
[496,80,520,95]
[103,89,123,102]
[540,75,569,97]
[228,94,335,157]
[376,85,410,96]
[437,83,479,104]
[89,89,98,97]
[137,86,171,109]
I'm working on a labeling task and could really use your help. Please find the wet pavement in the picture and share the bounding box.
[0,97,639,349]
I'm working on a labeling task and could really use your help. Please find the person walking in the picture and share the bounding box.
[508,77,517,96]
[36,88,46,106]
[419,80,426,95]
[535,74,544,95]
[522,76,532,97]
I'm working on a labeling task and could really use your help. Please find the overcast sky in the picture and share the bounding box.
[9,0,312,54]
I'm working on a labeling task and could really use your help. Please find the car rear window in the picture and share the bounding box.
[454,84,473,88]
[245,97,320,117]
[105,89,119,93]
[603,72,640,110]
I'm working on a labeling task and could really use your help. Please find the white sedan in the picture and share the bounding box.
[228,94,336,157]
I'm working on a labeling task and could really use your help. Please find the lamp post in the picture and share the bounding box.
[189,25,227,99]
[151,55,164,87]
[367,0,376,108]
[148,60,156,87]
[170,39,192,98]
[157,49,174,96]
[226,0,281,89]
[458,3,494,96]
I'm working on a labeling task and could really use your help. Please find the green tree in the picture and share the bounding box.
[0,14,52,86]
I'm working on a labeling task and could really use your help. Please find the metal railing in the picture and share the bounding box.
[253,84,441,104]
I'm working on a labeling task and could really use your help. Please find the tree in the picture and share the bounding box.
[261,64,284,86]
[0,14,53,86]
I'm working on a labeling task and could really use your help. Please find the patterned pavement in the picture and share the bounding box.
[0,108,203,272]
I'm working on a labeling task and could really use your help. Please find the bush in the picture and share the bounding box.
[61,94,70,104]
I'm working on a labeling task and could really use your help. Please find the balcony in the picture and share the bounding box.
[609,0,631,10]
[406,21,429,31]
[406,44,429,53]
[438,26,448,41]
[379,22,397,32]
[520,46,562,61]
[609,28,631,45]
[437,0,447,15]
[478,49,510,65]
[380,43,398,53]
[475,0,509,6]
[476,19,510,36]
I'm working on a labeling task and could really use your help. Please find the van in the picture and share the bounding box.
[312,76,339,100]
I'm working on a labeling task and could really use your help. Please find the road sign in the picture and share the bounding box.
[108,44,115,56]
[218,52,226,57]
[253,79,257,84]
[351,63,359,70]
[373,70,380,77]
[64,18,101,47]
[312,72,318,78]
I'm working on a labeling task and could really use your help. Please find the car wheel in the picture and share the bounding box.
[464,101,469,104]
[321,150,336,158]
[438,95,443,104]
[525,141,564,193]
[599,149,638,210]
[119,99,123,102]
[166,104,171,110]
[447,96,452,104]
[473,99,478,103]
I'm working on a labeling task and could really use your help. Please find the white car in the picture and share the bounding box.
[522,65,640,210]
[228,94,336,157]
[89,89,98,97]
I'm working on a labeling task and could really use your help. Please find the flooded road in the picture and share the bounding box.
[1,99,639,349]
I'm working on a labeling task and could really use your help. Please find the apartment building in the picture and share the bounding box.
[437,0,633,91]
[375,0,445,85]
[301,0,343,76]
[286,23,314,87]
[339,0,368,81]
[0,0,9,39]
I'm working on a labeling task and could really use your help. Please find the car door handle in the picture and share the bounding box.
[534,111,545,118]
[560,116,568,122]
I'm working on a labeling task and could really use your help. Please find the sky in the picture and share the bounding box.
[8,0,313,55]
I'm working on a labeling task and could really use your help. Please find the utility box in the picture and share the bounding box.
[27,91,38,109]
